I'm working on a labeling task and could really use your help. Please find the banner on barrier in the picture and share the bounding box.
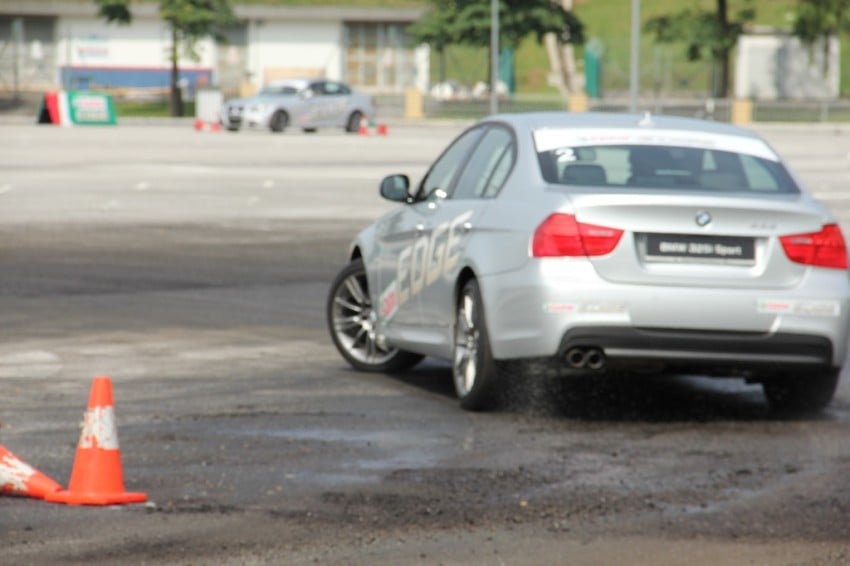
[37,91,117,126]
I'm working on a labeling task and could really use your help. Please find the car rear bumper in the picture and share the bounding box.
[556,326,834,375]
[481,261,850,369]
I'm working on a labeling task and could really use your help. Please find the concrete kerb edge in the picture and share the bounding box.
[1,112,845,132]
[0,114,474,129]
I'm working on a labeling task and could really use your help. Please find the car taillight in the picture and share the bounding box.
[532,213,623,257]
[780,224,848,269]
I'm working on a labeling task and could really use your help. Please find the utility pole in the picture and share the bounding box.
[490,0,499,115]
[629,0,640,112]
[12,18,23,102]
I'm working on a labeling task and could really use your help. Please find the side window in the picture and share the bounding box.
[453,126,515,199]
[417,127,485,201]
[323,82,347,96]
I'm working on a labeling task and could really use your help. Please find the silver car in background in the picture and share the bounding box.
[219,78,374,133]
[327,112,850,414]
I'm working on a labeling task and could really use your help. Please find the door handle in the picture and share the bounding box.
[416,224,426,234]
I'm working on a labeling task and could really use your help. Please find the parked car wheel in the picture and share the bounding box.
[453,279,500,410]
[269,111,289,133]
[327,259,423,373]
[762,369,840,415]
[346,111,363,133]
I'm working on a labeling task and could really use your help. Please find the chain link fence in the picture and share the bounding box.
[372,93,850,124]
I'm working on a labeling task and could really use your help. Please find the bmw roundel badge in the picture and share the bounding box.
[695,210,712,227]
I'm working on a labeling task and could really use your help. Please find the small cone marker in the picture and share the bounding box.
[0,445,63,500]
[358,116,370,136]
[46,376,147,506]
[194,119,221,132]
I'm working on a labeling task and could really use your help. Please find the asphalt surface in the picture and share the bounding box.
[1,119,850,564]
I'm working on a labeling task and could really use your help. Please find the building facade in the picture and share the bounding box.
[0,2,429,99]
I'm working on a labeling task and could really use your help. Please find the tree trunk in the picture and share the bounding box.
[561,43,582,93]
[545,34,570,102]
[169,24,184,117]
[544,0,581,107]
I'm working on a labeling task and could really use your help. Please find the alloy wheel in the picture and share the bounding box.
[330,268,398,367]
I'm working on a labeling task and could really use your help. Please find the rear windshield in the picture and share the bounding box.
[538,144,800,194]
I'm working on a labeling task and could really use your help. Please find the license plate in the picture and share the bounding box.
[643,233,755,263]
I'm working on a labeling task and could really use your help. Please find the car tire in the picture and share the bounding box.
[762,368,840,416]
[453,279,501,411]
[327,259,423,373]
[346,111,363,133]
[269,111,289,133]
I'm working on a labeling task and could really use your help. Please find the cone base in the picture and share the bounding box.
[45,489,147,506]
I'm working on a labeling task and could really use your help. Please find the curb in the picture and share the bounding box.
[1,112,844,131]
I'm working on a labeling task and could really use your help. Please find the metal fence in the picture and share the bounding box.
[374,94,850,124]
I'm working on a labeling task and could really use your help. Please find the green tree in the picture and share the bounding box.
[793,0,850,77]
[644,0,755,98]
[95,0,237,117]
[409,0,584,90]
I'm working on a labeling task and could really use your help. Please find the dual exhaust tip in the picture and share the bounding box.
[565,347,606,370]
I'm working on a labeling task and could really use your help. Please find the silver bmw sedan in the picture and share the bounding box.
[327,112,850,414]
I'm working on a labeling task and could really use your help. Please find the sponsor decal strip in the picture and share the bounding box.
[758,299,841,317]
[534,128,778,161]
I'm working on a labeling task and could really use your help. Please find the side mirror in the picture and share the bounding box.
[380,174,411,203]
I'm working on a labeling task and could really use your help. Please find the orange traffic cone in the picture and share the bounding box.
[46,376,147,506]
[194,119,221,132]
[0,444,63,499]
[358,116,370,136]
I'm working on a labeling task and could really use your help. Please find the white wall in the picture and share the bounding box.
[247,20,340,89]
[735,33,840,100]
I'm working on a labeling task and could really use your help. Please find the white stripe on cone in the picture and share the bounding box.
[1,452,37,493]
[79,406,120,450]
